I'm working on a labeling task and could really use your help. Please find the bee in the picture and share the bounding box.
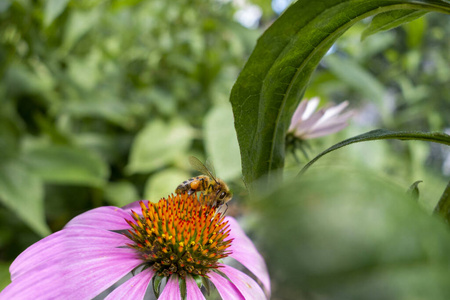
[175,156,232,208]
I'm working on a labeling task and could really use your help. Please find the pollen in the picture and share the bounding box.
[124,193,232,278]
[190,180,200,189]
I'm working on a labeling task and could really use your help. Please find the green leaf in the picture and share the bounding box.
[44,0,70,26]
[230,0,450,188]
[324,55,385,104]
[62,96,133,128]
[127,120,193,174]
[193,275,203,289]
[407,180,423,201]
[299,129,450,176]
[0,0,11,13]
[204,104,242,181]
[0,113,21,162]
[361,10,427,41]
[253,167,450,299]
[0,261,11,291]
[201,276,211,296]
[22,145,109,187]
[179,276,187,300]
[144,168,190,202]
[404,12,427,48]
[5,63,55,96]
[152,275,165,299]
[104,181,139,207]
[433,181,450,223]
[62,8,101,51]
[0,161,50,236]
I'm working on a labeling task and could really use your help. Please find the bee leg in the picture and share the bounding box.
[214,203,228,216]
[222,203,229,215]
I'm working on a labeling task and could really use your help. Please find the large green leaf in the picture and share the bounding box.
[361,9,427,40]
[144,168,190,202]
[299,129,450,176]
[434,181,450,223]
[126,120,193,174]
[22,145,109,187]
[104,181,139,207]
[204,104,242,181]
[230,0,450,188]
[44,0,70,26]
[62,8,101,51]
[0,161,50,236]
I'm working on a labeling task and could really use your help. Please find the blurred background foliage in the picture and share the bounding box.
[0,0,449,298]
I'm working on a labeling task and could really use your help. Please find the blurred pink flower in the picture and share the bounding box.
[1,194,270,300]
[288,97,354,139]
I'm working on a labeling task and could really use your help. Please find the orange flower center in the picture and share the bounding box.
[124,193,232,278]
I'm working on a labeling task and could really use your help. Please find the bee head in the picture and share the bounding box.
[214,179,233,206]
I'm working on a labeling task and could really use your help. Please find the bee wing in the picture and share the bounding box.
[188,156,217,181]
[205,158,216,178]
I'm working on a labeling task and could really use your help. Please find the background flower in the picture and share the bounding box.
[288,97,354,140]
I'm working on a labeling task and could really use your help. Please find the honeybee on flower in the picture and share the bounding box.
[0,193,270,299]
[175,156,232,209]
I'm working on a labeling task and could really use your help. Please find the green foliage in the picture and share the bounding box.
[204,104,241,181]
[0,0,255,251]
[230,0,450,189]
[1,0,450,298]
[361,10,428,40]
[229,1,450,298]
[0,262,10,291]
[252,168,450,299]
[434,181,450,222]
[104,181,139,207]
[152,274,164,299]
[126,120,194,174]
[22,144,109,186]
[44,0,70,26]
[407,180,423,201]
[144,168,189,201]
[299,129,450,176]
[324,55,385,105]
[0,161,49,236]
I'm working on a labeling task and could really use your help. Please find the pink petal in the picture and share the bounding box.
[54,248,142,299]
[294,110,325,136]
[5,226,143,299]
[209,270,244,300]
[302,97,320,119]
[105,269,155,300]
[159,275,181,300]
[186,276,206,300]
[10,229,67,280]
[318,100,349,122]
[289,99,309,131]
[65,206,132,230]
[121,200,144,214]
[225,217,271,295]
[305,122,349,139]
[219,265,266,300]
[315,110,353,129]
[11,228,129,280]
[1,261,74,299]
[3,247,141,299]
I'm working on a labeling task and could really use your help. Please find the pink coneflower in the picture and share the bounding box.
[1,193,270,299]
[288,97,354,140]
